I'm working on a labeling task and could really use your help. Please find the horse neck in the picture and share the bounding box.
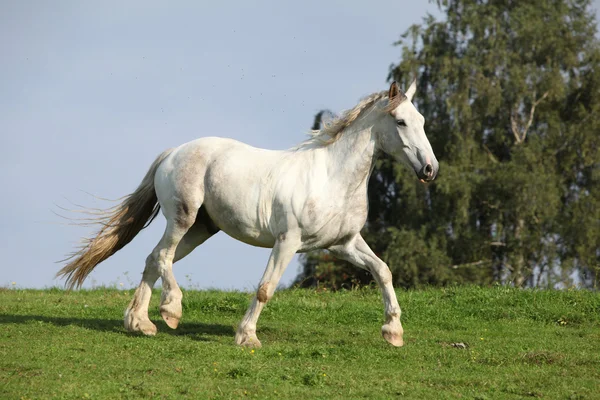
[324,116,379,185]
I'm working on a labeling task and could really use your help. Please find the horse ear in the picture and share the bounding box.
[389,81,400,100]
[405,79,417,102]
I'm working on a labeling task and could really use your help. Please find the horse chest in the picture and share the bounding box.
[296,194,369,251]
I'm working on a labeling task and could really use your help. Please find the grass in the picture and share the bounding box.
[1,286,599,399]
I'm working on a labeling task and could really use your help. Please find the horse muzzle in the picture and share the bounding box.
[417,163,437,183]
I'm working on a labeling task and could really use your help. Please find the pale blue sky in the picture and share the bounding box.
[1,1,598,290]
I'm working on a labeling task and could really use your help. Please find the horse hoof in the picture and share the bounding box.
[235,332,262,348]
[240,338,262,348]
[161,311,180,329]
[139,321,158,336]
[382,324,404,347]
[382,331,404,347]
[125,317,157,336]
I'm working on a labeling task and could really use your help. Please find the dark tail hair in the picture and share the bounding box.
[57,148,174,289]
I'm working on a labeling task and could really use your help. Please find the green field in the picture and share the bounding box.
[1,286,599,399]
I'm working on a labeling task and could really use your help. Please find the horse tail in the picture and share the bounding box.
[57,148,175,289]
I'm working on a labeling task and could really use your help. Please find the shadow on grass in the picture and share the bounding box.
[0,314,234,341]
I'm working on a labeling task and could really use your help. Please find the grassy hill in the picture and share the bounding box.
[1,286,599,399]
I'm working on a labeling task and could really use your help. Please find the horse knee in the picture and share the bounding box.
[257,281,272,303]
[375,264,393,286]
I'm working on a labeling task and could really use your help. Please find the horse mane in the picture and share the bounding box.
[309,89,407,145]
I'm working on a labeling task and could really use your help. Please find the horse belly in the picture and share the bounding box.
[220,217,276,248]
[203,162,276,249]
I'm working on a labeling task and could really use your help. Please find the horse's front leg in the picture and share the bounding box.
[235,232,300,348]
[329,234,404,346]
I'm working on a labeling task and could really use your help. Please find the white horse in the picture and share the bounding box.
[58,81,438,347]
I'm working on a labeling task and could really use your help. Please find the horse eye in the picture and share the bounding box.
[396,119,407,127]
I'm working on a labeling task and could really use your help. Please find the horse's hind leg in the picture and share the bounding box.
[160,206,219,328]
[124,208,198,335]
[124,250,162,335]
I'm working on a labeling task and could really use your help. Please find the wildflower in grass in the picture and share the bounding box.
[11,282,16,286]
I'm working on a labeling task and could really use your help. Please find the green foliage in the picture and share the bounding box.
[297,0,600,289]
[1,287,599,398]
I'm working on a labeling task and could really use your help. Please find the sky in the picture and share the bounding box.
[1,1,599,291]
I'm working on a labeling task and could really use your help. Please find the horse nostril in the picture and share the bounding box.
[424,163,433,177]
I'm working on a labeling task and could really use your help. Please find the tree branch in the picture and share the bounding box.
[510,91,549,145]
[451,259,491,269]
[483,144,499,163]
[510,112,522,143]
[523,91,549,138]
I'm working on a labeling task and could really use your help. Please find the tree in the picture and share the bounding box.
[296,0,600,289]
